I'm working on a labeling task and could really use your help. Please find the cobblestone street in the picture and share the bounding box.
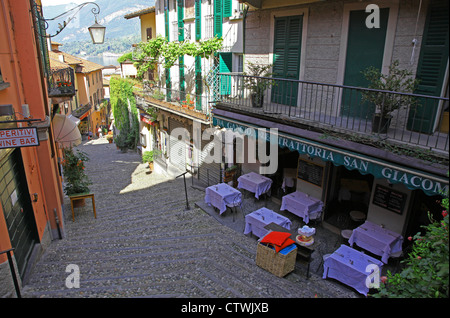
[21,138,359,299]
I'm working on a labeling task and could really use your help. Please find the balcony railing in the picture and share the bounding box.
[216,73,449,155]
[137,82,213,120]
[48,67,76,97]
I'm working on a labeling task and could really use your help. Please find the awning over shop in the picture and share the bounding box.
[213,115,449,197]
[52,114,82,148]
[140,113,156,126]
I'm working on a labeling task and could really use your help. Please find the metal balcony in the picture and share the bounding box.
[215,73,449,156]
[48,67,76,97]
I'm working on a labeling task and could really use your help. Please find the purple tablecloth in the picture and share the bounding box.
[280,191,323,223]
[349,221,403,263]
[205,183,242,214]
[237,172,273,199]
[244,207,292,238]
[323,244,384,296]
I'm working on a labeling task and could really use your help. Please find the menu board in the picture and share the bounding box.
[372,184,407,214]
[297,159,324,187]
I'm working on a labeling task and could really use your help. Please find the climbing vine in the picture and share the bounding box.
[133,35,223,78]
[110,77,140,149]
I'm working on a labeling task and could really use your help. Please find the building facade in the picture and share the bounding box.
[128,0,244,185]
[213,0,448,239]
[49,44,105,137]
[0,0,68,297]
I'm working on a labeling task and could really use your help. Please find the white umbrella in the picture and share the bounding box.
[52,113,82,148]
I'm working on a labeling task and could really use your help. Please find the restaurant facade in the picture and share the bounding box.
[209,0,449,240]
[211,110,448,237]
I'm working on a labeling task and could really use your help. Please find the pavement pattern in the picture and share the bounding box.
[21,138,359,298]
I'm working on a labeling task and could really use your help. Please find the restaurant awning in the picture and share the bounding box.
[213,115,449,197]
[52,114,82,148]
[140,113,156,126]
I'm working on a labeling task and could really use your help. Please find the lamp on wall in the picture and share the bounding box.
[33,1,106,44]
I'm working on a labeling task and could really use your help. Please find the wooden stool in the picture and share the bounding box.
[69,193,97,222]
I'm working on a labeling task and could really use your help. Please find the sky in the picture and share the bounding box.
[41,0,96,6]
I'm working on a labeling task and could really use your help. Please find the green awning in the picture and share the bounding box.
[213,115,448,197]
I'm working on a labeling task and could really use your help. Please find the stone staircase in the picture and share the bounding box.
[21,139,357,298]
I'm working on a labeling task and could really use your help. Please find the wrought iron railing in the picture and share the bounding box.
[0,248,21,298]
[48,67,76,97]
[216,73,449,154]
[139,82,213,117]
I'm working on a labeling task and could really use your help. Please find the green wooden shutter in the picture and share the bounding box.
[219,52,232,95]
[214,0,223,37]
[195,56,202,109]
[178,0,185,98]
[164,3,171,101]
[164,2,170,41]
[179,56,186,100]
[407,0,449,133]
[341,8,389,118]
[271,16,303,106]
[195,0,201,41]
[177,0,184,42]
[223,0,232,18]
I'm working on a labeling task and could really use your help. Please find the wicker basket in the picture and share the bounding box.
[255,243,297,277]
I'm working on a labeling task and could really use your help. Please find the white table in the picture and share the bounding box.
[244,207,292,238]
[349,221,404,263]
[237,172,273,199]
[323,244,384,296]
[280,191,323,224]
[205,183,242,214]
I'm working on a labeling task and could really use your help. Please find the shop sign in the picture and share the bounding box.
[0,127,39,149]
[213,117,448,197]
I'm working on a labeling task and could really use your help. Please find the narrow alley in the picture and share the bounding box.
[21,138,358,299]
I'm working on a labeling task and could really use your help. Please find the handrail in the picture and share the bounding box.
[0,248,21,298]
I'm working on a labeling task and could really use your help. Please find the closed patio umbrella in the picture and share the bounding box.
[52,113,82,148]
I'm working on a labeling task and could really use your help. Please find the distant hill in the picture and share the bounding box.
[42,0,155,42]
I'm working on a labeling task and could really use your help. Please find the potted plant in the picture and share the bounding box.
[61,147,92,206]
[142,150,161,172]
[142,150,154,171]
[361,60,419,133]
[243,62,273,108]
[106,131,113,143]
[114,133,128,152]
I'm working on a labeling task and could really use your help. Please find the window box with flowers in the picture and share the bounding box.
[62,148,92,207]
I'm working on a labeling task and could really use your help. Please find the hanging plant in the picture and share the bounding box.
[133,36,223,78]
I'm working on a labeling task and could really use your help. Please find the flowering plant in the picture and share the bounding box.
[61,147,92,195]
[373,195,449,298]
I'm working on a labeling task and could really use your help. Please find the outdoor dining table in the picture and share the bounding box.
[349,220,404,264]
[280,191,323,224]
[205,183,242,214]
[244,207,292,238]
[323,244,384,296]
[237,171,273,199]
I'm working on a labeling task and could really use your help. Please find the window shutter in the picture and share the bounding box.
[195,0,201,41]
[177,0,184,41]
[219,52,232,95]
[223,0,232,18]
[415,0,449,97]
[407,0,449,133]
[214,0,223,37]
[164,4,170,41]
[195,56,202,109]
